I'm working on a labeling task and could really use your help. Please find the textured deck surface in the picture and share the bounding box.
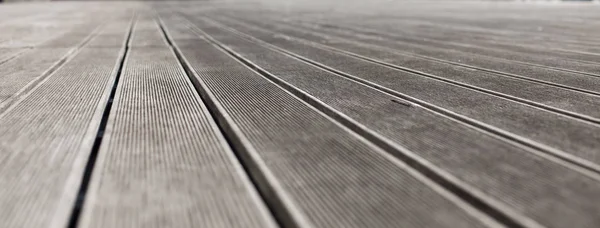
[1,1,600,228]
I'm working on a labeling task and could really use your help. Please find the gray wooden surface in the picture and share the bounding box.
[1,1,600,227]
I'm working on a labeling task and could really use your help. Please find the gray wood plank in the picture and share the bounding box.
[87,21,133,48]
[129,17,169,47]
[0,48,25,64]
[0,48,72,106]
[0,7,132,227]
[0,45,124,228]
[0,18,132,113]
[79,45,276,228]
[0,10,105,48]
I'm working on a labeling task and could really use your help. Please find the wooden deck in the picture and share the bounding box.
[1,1,600,227]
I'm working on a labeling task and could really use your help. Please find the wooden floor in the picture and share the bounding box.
[1,1,600,227]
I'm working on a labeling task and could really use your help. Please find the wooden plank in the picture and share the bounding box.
[0,12,131,228]
[78,21,276,227]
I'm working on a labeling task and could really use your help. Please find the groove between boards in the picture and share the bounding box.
[203,16,600,176]
[181,15,548,228]
[0,48,30,66]
[157,16,305,228]
[66,15,135,228]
